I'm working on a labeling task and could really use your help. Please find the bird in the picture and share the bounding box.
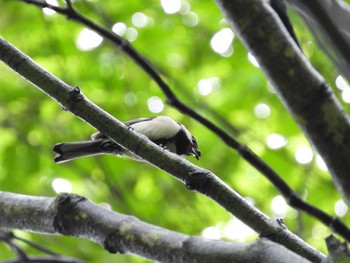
[53,116,201,163]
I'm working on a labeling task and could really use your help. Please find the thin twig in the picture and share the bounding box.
[65,0,73,11]
[18,0,350,242]
[12,233,59,256]
[0,231,85,262]
[0,231,28,261]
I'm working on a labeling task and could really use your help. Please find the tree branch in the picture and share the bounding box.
[0,231,85,263]
[286,0,350,82]
[214,0,350,207]
[0,36,324,262]
[15,0,350,245]
[0,192,314,263]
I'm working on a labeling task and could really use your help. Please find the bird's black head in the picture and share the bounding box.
[174,126,201,160]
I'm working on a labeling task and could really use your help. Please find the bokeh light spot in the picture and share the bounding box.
[197,77,221,96]
[147,96,164,113]
[76,28,103,51]
[161,0,181,14]
[334,199,348,217]
[132,12,149,28]
[201,226,221,240]
[112,22,127,36]
[125,27,138,42]
[342,88,350,103]
[335,75,350,91]
[223,218,255,240]
[271,195,288,217]
[182,12,198,27]
[295,146,313,164]
[52,178,72,193]
[254,103,270,119]
[124,92,137,106]
[266,133,287,150]
[210,28,234,56]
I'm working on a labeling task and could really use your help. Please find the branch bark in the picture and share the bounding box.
[0,37,324,262]
[214,0,350,205]
[15,0,350,244]
[0,192,313,263]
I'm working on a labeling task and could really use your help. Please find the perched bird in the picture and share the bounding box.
[53,116,201,163]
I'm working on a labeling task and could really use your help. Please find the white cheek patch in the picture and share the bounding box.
[131,116,180,140]
[181,124,193,141]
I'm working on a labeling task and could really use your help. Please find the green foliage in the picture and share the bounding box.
[0,0,348,262]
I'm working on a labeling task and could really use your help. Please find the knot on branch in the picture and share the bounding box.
[103,229,127,254]
[53,193,86,235]
[62,87,84,111]
[259,218,286,240]
[326,235,350,258]
[184,171,211,192]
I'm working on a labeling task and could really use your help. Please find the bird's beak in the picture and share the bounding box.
[191,148,201,160]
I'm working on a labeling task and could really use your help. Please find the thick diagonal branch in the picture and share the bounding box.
[215,0,350,206]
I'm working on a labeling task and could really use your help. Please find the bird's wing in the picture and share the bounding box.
[91,116,181,141]
[124,117,155,126]
[129,116,180,141]
[90,118,156,140]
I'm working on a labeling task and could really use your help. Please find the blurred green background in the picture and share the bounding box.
[1,0,349,262]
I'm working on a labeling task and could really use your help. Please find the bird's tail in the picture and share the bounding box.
[53,139,122,163]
